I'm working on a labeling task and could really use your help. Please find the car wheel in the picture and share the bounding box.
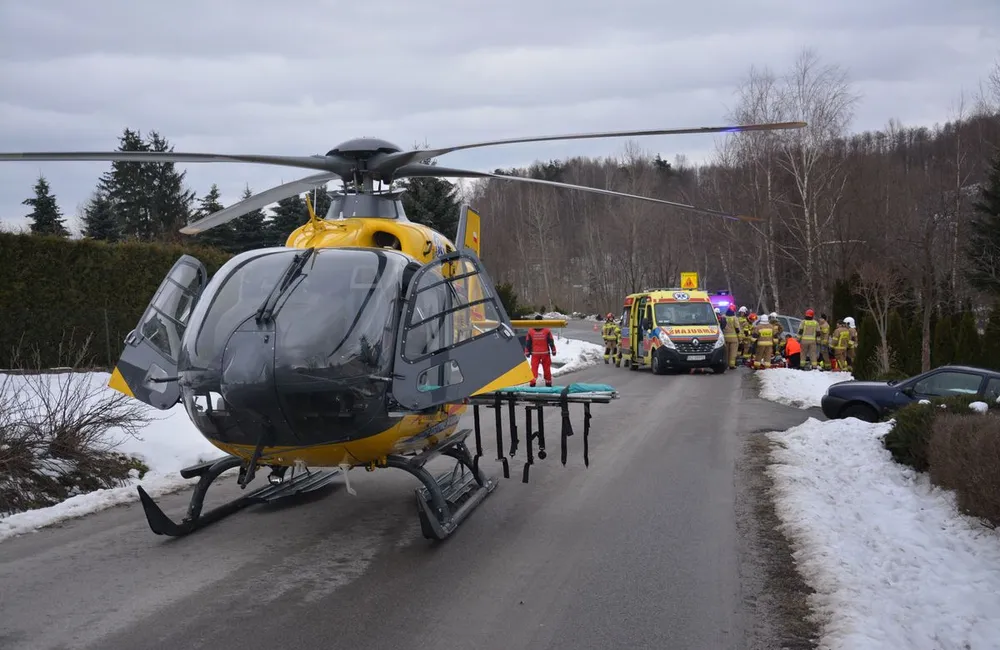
[840,403,878,423]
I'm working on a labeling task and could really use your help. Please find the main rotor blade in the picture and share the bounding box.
[373,121,807,176]
[395,164,756,222]
[0,151,354,175]
[179,172,339,235]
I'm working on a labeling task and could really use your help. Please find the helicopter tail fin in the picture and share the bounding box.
[456,204,480,256]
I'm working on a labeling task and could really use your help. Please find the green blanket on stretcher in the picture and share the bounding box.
[494,382,615,394]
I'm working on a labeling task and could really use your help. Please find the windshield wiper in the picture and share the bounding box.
[255,248,316,323]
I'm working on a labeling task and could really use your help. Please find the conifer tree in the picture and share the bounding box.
[954,310,982,365]
[401,176,460,241]
[145,130,195,241]
[229,185,268,253]
[932,314,956,367]
[81,189,120,241]
[266,194,308,246]
[191,184,232,251]
[964,151,1000,297]
[23,175,69,237]
[983,301,1000,371]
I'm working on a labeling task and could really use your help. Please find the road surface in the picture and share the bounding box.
[0,325,821,650]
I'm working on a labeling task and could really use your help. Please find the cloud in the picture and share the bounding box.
[1,0,997,233]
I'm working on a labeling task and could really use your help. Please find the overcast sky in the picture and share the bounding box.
[1,0,998,234]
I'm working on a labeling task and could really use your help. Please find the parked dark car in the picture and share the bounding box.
[820,364,1000,422]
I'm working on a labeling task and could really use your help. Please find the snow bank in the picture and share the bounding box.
[550,334,604,377]
[0,371,222,543]
[542,311,571,320]
[757,368,855,409]
[768,417,1000,649]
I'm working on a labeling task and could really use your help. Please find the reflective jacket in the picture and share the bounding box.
[525,328,556,355]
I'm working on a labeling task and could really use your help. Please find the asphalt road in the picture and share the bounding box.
[0,323,820,650]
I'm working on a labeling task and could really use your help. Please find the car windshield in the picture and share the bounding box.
[654,302,718,326]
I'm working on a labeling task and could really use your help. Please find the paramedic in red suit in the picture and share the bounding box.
[524,315,557,387]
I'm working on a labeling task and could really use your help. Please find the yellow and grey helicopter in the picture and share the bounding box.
[0,120,804,539]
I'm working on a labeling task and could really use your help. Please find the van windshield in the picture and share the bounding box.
[654,302,717,326]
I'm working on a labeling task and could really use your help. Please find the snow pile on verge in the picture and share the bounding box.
[0,371,221,543]
[758,368,855,409]
[542,311,571,320]
[768,417,1000,649]
[551,334,604,377]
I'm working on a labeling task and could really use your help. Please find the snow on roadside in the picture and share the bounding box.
[767,417,1000,649]
[0,371,222,543]
[758,367,855,409]
[550,333,604,378]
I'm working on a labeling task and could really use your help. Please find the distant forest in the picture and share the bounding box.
[12,49,1000,322]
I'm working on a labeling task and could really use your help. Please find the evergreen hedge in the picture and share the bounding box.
[0,232,232,369]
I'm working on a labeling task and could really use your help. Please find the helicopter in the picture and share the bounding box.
[0,120,805,540]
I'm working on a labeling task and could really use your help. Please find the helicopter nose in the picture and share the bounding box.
[219,324,280,422]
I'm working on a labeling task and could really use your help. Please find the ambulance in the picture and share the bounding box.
[617,286,728,375]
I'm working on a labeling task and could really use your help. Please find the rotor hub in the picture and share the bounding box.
[325,137,402,160]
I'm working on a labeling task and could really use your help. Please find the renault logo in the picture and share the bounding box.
[692,338,700,346]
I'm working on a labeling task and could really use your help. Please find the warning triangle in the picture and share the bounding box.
[681,277,696,289]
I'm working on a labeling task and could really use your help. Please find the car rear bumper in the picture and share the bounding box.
[820,394,846,419]
[658,345,726,368]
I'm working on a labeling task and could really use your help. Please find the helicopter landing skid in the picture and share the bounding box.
[385,429,497,541]
[135,455,340,537]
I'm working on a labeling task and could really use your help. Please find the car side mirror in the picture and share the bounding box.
[901,386,914,397]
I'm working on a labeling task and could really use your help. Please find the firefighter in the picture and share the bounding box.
[601,312,618,364]
[797,309,819,369]
[769,311,784,359]
[830,318,851,371]
[741,311,757,364]
[613,316,623,367]
[752,313,774,369]
[844,316,858,369]
[736,306,750,363]
[525,315,557,386]
[722,305,740,369]
[817,313,831,370]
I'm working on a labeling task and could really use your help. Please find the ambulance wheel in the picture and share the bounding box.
[712,363,727,374]
[651,350,667,375]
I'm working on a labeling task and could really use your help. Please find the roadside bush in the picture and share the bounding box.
[0,343,152,516]
[881,394,985,472]
[927,411,1000,527]
[0,231,231,369]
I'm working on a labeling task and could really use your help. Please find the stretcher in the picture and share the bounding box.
[466,382,618,483]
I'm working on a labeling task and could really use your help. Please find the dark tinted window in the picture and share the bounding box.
[913,371,983,397]
[985,378,1000,403]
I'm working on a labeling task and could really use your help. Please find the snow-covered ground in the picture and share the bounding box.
[0,372,222,543]
[549,334,604,378]
[767,416,1000,649]
[757,367,855,409]
[0,333,603,542]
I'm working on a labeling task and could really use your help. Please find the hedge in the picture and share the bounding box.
[0,232,233,369]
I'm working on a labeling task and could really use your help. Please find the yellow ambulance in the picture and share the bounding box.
[617,287,728,375]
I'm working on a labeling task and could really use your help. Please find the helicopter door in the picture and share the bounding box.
[392,250,527,412]
[108,255,208,410]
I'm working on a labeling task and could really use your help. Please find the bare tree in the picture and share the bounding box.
[775,48,861,304]
[855,261,907,374]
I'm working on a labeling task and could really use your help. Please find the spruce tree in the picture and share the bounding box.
[96,128,150,240]
[983,301,1000,371]
[266,194,308,246]
[904,320,923,376]
[229,185,269,253]
[964,150,1000,298]
[191,184,233,251]
[23,175,69,237]
[81,189,120,241]
[887,310,907,373]
[854,314,879,379]
[145,131,195,241]
[932,313,956,368]
[401,176,460,241]
[954,310,982,366]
